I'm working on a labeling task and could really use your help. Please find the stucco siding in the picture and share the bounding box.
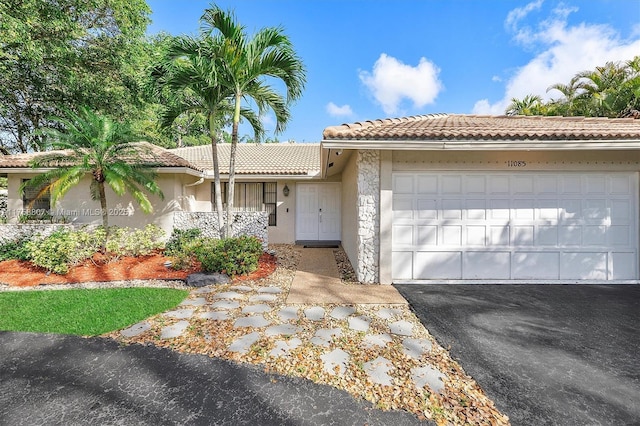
[340,151,359,276]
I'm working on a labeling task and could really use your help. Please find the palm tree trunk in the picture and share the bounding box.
[209,114,225,238]
[98,180,108,252]
[225,93,242,239]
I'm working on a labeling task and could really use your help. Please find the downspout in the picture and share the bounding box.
[182,176,205,211]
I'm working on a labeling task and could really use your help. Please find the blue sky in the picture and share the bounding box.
[147,0,640,143]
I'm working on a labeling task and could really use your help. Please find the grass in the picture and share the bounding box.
[0,288,189,336]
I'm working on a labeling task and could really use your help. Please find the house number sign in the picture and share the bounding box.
[506,161,527,167]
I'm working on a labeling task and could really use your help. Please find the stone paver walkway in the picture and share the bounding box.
[122,256,448,396]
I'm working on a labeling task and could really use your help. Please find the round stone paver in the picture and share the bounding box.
[214,291,244,300]
[311,328,342,347]
[402,338,433,360]
[257,287,282,294]
[411,365,446,394]
[199,311,229,320]
[248,294,278,303]
[363,356,394,386]
[160,320,190,339]
[376,308,403,320]
[320,348,350,375]
[329,306,356,319]
[348,316,371,332]
[264,324,301,337]
[121,321,151,338]
[211,300,241,310]
[389,320,414,336]
[227,332,260,354]
[304,306,325,321]
[179,297,207,307]
[229,285,253,292]
[233,315,271,328]
[278,307,299,321]
[362,333,393,349]
[242,304,272,314]
[163,309,195,319]
[269,338,302,357]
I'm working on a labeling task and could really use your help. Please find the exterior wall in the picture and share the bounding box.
[355,150,380,283]
[173,211,268,248]
[4,172,188,237]
[191,178,305,244]
[340,151,359,273]
[0,223,78,245]
[393,150,640,172]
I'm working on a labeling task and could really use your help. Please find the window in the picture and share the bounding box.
[212,182,277,226]
[22,179,50,212]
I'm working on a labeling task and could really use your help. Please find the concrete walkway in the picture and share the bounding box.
[287,248,406,304]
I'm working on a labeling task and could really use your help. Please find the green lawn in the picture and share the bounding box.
[0,288,189,336]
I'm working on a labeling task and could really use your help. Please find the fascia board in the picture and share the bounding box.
[322,139,640,150]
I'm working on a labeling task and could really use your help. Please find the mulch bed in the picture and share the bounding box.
[0,252,276,287]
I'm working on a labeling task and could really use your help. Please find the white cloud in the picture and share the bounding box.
[474,4,640,115]
[326,102,354,117]
[505,0,543,33]
[359,53,443,115]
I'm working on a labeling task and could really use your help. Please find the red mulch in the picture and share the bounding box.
[0,252,277,287]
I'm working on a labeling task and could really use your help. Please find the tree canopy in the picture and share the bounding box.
[0,0,151,153]
[506,56,640,118]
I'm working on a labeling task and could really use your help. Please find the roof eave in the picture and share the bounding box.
[203,171,322,181]
[321,139,640,150]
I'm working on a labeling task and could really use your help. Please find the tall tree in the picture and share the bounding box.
[507,56,640,118]
[150,34,263,237]
[0,0,151,153]
[201,6,306,237]
[22,107,164,233]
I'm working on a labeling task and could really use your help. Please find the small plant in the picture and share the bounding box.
[26,228,103,274]
[164,228,202,270]
[0,237,32,261]
[194,236,263,276]
[18,211,53,223]
[105,224,165,257]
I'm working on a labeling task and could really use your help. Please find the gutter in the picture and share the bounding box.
[321,139,640,151]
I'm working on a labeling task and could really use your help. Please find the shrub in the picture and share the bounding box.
[164,228,202,257]
[0,237,32,261]
[26,229,103,274]
[193,236,263,277]
[105,224,165,257]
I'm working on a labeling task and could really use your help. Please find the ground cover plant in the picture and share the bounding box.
[0,288,188,336]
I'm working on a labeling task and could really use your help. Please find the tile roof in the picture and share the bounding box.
[171,143,321,175]
[0,142,202,171]
[322,114,640,141]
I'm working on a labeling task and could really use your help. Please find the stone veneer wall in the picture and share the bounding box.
[0,224,77,245]
[356,150,380,283]
[173,211,268,249]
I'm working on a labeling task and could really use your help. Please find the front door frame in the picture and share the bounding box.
[295,182,341,241]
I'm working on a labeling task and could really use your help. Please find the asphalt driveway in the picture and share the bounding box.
[394,284,640,426]
[0,331,426,426]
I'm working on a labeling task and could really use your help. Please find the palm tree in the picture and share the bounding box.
[200,6,306,237]
[150,34,263,236]
[21,107,164,232]
[506,94,543,116]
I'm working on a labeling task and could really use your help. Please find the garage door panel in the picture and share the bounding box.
[393,197,414,220]
[513,252,560,279]
[392,251,413,280]
[465,252,510,279]
[560,252,607,280]
[536,226,558,246]
[392,172,638,281]
[415,252,461,279]
[612,252,636,279]
[416,225,437,245]
[394,175,414,194]
[393,225,413,246]
[467,226,487,245]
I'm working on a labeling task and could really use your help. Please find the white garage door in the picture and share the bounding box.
[392,172,638,281]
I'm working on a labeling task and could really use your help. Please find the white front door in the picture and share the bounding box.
[296,183,341,241]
